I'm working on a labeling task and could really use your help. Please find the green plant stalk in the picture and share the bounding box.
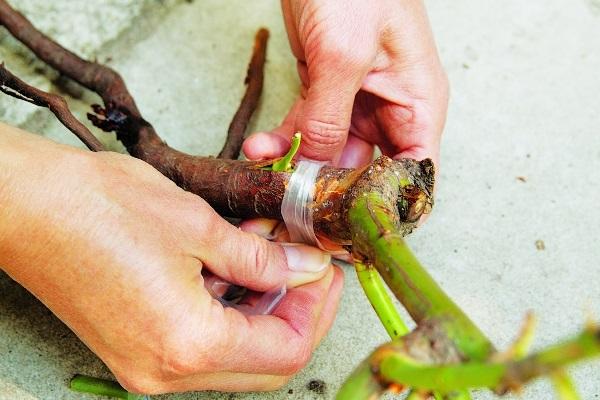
[354,260,409,339]
[353,261,470,399]
[377,328,600,393]
[270,132,301,172]
[551,370,580,400]
[339,327,599,398]
[440,391,472,399]
[70,375,147,400]
[348,192,494,361]
[336,358,385,400]
[433,392,470,400]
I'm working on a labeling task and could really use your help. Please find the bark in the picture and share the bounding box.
[218,28,269,160]
[2,2,597,399]
[0,64,104,151]
[0,0,434,244]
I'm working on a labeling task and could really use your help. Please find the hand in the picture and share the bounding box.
[0,123,343,394]
[243,0,449,168]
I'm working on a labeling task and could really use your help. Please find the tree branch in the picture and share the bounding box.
[0,64,105,151]
[0,0,433,242]
[338,325,600,399]
[218,28,269,159]
[6,4,596,400]
[0,0,162,153]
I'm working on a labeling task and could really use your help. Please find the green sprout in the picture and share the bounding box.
[270,131,301,172]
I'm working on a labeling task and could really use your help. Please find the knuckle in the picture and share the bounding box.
[159,334,209,378]
[161,351,201,378]
[317,39,369,68]
[303,119,347,148]
[241,233,271,283]
[160,322,216,380]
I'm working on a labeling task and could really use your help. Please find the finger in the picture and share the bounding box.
[294,60,367,164]
[292,24,378,163]
[200,212,331,290]
[239,218,289,242]
[377,101,443,168]
[238,218,279,238]
[194,268,340,375]
[242,99,303,160]
[312,265,344,347]
[162,268,344,394]
[338,134,375,168]
[242,132,290,161]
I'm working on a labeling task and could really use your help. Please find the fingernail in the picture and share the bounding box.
[238,218,280,239]
[282,243,331,286]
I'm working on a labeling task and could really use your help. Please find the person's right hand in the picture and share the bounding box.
[0,123,343,394]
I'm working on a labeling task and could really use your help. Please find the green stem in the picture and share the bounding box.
[338,326,599,398]
[377,328,600,393]
[270,131,301,172]
[354,260,470,400]
[442,390,472,399]
[354,260,409,339]
[70,375,147,400]
[355,260,470,399]
[348,192,494,361]
[551,370,580,400]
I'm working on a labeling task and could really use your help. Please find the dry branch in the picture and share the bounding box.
[218,28,269,159]
[0,0,431,242]
[2,2,597,399]
[0,64,104,151]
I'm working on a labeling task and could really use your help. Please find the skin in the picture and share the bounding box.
[243,0,448,250]
[0,123,343,394]
[243,0,449,169]
[0,0,446,393]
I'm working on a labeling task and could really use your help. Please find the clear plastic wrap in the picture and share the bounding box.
[281,160,324,247]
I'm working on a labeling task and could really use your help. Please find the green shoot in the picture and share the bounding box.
[271,131,301,172]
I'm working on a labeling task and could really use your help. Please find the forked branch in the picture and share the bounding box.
[1,1,598,399]
[0,64,104,151]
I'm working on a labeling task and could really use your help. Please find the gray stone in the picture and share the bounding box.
[1,1,599,399]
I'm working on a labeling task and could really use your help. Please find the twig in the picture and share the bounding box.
[551,369,580,400]
[70,375,146,400]
[0,0,161,154]
[218,28,269,159]
[338,326,600,398]
[0,64,105,151]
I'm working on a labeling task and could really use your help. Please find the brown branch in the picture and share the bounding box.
[0,0,162,154]
[218,28,269,160]
[0,0,434,242]
[0,63,105,152]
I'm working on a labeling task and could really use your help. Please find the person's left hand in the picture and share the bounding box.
[243,0,449,169]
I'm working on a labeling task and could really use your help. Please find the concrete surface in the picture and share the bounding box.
[1,0,599,399]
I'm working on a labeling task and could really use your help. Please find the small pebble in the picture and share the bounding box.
[307,379,326,395]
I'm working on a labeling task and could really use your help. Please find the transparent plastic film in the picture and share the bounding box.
[204,274,287,316]
[281,160,348,256]
[281,160,324,247]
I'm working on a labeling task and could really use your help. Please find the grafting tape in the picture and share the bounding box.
[281,160,324,247]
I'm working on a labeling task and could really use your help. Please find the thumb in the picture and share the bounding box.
[294,58,368,163]
[200,217,331,291]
